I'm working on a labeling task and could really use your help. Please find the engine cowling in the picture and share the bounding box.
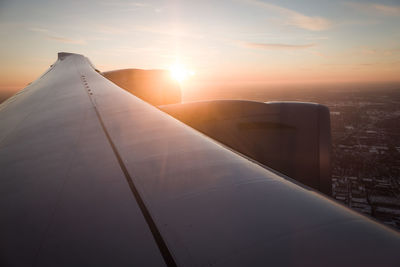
[103,69,181,106]
[102,70,331,195]
[160,100,331,195]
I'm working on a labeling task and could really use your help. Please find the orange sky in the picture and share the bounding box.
[1,0,400,97]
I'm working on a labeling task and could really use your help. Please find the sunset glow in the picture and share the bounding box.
[0,0,399,100]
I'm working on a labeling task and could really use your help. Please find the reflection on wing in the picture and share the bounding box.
[1,53,399,266]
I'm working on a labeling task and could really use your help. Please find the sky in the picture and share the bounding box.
[1,0,400,95]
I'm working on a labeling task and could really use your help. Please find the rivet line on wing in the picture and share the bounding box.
[79,74,177,267]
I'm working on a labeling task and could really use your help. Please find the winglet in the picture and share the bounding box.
[58,52,82,60]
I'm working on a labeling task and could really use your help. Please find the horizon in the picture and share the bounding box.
[1,69,400,104]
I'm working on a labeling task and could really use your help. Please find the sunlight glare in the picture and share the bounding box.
[169,63,194,83]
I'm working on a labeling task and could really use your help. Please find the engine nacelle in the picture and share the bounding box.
[102,69,331,195]
[103,69,181,106]
[160,100,331,195]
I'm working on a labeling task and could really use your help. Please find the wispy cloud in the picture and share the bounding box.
[29,28,86,45]
[240,0,332,31]
[91,23,203,39]
[133,25,204,39]
[100,1,163,12]
[44,35,86,44]
[240,42,316,50]
[101,1,149,8]
[345,2,400,16]
[100,0,166,14]
[95,25,129,35]
[29,27,48,33]
[309,51,330,58]
[360,46,400,56]
[305,36,329,40]
[361,48,377,55]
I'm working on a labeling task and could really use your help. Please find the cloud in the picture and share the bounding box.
[100,1,157,12]
[95,25,129,34]
[44,35,86,44]
[101,1,149,8]
[29,28,86,45]
[92,23,203,39]
[309,51,330,58]
[29,27,49,33]
[306,36,329,40]
[241,42,315,50]
[361,48,377,55]
[360,46,400,56]
[101,1,163,13]
[345,2,400,16]
[240,0,332,31]
[132,25,204,39]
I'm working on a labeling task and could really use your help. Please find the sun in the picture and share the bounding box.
[169,63,194,83]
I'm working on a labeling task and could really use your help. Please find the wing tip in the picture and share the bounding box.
[58,52,83,60]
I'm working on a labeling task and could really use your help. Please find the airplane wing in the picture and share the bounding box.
[1,53,399,266]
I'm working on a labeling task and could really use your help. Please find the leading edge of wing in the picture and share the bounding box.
[0,53,166,266]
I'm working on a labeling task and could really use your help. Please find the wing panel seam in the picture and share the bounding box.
[77,69,177,267]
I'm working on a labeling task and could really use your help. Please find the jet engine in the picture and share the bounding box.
[104,70,331,195]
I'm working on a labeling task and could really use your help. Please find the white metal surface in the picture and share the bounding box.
[0,54,165,266]
[1,53,400,266]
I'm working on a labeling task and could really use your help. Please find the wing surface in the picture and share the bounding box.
[0,53,166,266]
[1,53,399,266]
